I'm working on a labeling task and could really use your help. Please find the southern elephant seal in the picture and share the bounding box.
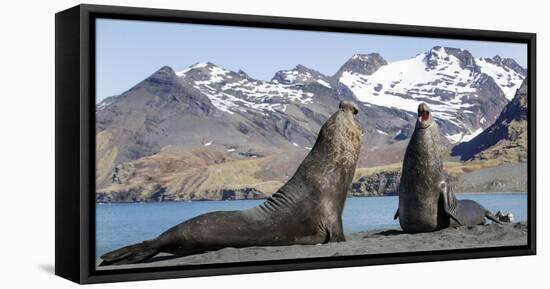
[394,103,502,233]
[100,100,362,265]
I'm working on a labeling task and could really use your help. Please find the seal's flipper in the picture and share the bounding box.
[439,182,463,226]
[393,209,399,220]
[100,241,159,265]
[446,209,463,226]
[485,211,503,225]
[324,226,346,243]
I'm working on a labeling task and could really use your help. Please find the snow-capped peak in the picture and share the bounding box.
[176,62,234,85]
[425,46,478,72]
[175,62,210,76]
[338,47,507,140]
[337,46,525,143]
[334,53,388,80]
[481,55,526,75]
[351,54,371,61]
[476,57,525,100]
[478,55,527,76]
[271,64,329,86]
[339,51,478,118]
[272,66,312,84]
[116,47,525,144]
[175,62,232,78]
[175,63,316,115]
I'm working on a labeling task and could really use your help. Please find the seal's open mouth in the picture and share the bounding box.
[419,111,429,122]
[417,103,431,126]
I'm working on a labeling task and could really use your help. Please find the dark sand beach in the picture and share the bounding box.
[97,222,527,270]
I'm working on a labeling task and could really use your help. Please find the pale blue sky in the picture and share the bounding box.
[96,18,527,103]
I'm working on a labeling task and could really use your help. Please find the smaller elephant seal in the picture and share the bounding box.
[394,103,501,233]
[495,210,514,222]
[100,100,362,265]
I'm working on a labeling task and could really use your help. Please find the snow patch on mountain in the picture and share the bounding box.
[221,79,314,105]
[272,65,332,88]
[176,62,209,77]
[193,65,230,85]
[352,54,371,61]
[96,99,112,111]
[445,127,484,143]
[446,132,463,143]
[316,79,332,88]
[278,70,300,83]
[462,127,484,142]
[176,63,315,115]
[126,48,525,145]
[477,58,524,100]
[194,83,287,115]
[339,49,478,127]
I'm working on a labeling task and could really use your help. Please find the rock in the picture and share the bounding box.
[349,171,401,197]
[426,47,479,73]
[218,187,268,200]
[333,53,388,80]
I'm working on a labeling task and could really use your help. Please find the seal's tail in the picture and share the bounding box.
[100,241,159,266]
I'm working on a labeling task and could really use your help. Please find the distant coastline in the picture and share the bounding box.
[96,160,528,203]
[95,191,527,204]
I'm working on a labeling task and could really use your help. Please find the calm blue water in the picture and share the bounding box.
[96,193,527,257]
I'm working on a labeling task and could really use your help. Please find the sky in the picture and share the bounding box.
[96,18,528,103]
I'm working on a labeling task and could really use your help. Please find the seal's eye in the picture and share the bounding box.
[352,107,358,115]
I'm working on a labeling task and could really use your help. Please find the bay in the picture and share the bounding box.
[96,193,527,257]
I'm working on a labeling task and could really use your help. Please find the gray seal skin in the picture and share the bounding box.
[100,101,362,265]
[394,103,501,233]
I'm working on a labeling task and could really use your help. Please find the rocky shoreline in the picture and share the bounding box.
[97,161,527,202]
[96,191,526,204]
[97,222,528,270]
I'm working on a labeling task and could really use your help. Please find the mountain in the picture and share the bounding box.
[272,64,334,87]
[96,46,526,201]
[451,79,528,161]
[475,55,526,100]
[336,46,522,143]
[333,53,388,79]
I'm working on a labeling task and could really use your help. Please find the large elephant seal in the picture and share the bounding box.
[100,101,362,265]
[394,103,501,233]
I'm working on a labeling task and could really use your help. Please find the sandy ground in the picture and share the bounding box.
[97,222,527,270]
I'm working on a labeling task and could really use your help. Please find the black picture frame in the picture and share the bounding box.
[55,4,536,284]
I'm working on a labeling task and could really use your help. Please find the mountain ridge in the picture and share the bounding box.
[95,46,527,201]
[451,78,528,161]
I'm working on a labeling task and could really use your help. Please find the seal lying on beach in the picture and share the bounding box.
[100,101,362,265]
[394,103,502,233]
